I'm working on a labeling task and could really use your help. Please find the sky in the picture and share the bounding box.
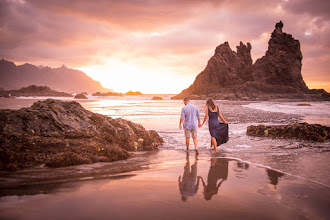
[0,0,329,94]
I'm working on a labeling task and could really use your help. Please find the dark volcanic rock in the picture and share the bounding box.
[0,99,164,170]
[74,93,88,99]
[172,22,329,101]
[92,91,123,96]
[125,91,143,96]
[151,96,163,100]
[246,123,330,142]
[0,85,73,97]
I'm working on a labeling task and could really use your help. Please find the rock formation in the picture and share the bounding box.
[0,59,112,94]
[151,96,163,100]
[0,99,164,170]
[247,123,330,142]
[125,91,143,95]
[172,22,329,101]
[92,91,124,96]
[74,93,88,99]
[0,85,73,97]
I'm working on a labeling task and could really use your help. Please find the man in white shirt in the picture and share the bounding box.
[179,98,201,155]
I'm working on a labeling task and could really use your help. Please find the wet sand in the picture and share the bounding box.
[0,150,329,220]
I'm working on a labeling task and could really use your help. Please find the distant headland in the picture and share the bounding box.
[0,59,112,94]
[172,21,330,101]
[0,85,73,98]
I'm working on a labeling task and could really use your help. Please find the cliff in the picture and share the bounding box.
[172,21,329,101]
[0,60,112,94]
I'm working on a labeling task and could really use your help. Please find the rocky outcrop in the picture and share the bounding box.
[0,99,164,170]
[74,93,88,99]
[172,22,329,101]
[246,123,330,142]
[125,91,143,96]
[0,85,73,97]
[151,96,163,100]
[92,91,124,96]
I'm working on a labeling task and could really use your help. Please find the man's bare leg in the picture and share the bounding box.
[193,137,199,155]
[186,138,190,151]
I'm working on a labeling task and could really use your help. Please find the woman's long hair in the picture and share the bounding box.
[206,98,216,110]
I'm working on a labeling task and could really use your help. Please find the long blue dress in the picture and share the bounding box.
[208,106,229,146]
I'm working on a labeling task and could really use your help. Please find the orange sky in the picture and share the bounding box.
[0,0,329,93]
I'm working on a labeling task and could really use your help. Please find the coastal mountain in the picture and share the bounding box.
[0,59,112,94]
[172,21,329,100]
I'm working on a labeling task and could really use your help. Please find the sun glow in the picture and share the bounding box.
[78,58,194,94]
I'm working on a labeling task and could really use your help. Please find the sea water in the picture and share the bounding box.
[1,96,329,186]
[0,96,330,219]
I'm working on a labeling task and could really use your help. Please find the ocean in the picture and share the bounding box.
[0,95,329,220]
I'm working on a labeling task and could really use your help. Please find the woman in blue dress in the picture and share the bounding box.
[201,98,228,152]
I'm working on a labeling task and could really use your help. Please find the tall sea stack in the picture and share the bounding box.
[172,21,329,101]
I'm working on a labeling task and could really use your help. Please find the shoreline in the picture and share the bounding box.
[1,149,329,191]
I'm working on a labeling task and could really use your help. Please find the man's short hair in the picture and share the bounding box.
[183,97,190,102]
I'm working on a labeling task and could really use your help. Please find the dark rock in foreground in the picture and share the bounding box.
[0,85,73,98]
[0,99,164,171]
[74,93,88,99]
[247,123,330,142]
[172,21,329,101]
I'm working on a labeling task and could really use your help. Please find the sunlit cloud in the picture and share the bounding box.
[0,0,329,93]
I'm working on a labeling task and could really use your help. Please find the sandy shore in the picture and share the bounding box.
[0,149,329,220]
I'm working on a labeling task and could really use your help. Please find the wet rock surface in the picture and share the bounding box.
[247,123,330,142]
[0,99,164,170]
[172,22,329,101]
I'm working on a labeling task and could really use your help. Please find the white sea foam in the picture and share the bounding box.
[243,101,330,117]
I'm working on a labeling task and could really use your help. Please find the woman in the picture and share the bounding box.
[201,98,228,152]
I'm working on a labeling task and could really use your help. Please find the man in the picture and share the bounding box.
[179,97,201,154]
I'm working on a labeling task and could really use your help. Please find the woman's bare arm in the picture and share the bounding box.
[201,106,208,126]
[218,107,228,124]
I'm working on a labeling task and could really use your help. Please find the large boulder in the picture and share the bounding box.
[0,99,164,170]
[246,123,330,142]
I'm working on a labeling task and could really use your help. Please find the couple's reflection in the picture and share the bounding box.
[178,153,200,202]
[200,158,228,200]
[178,155,229,201]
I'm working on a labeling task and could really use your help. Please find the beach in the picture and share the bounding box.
[0,96,329,219]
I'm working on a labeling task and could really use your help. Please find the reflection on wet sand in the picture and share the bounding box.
[267,169,284,189]
[178,157,254,201]
[1,150,329,220]
[178,153,200,202]
[200,158,229,200]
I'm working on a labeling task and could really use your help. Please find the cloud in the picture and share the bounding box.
[0,0,329,92]
[0,0,121,66]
